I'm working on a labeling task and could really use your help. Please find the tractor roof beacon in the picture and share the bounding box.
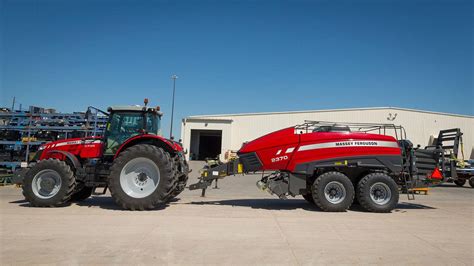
[18,100,189,210]
[190,121,447,213]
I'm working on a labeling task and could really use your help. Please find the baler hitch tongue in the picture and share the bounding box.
[188,159,244,196]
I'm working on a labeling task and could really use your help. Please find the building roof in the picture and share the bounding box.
[186,107,474,119]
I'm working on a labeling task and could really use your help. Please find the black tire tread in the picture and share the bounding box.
[167,157,189,199]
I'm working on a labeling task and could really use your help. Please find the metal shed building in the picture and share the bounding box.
[180,107,474,161]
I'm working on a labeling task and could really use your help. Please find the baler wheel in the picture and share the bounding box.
[357,173,399,213]
[22,159,76,207]
[108,144,175,210]
[454,179,466,187]
[469,177,474,188]
[312,171,354,212]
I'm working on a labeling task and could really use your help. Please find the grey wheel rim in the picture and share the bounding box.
[324,181,346,204]
[32,169,62,199]
[120,157,160,199]
[370,182,392,205]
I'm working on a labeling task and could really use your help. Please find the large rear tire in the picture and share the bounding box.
[469,177,474,188]
[312,171,354,212]
[167,156,189,200]
[357,173,399,213]
[108,144,175,210]
[22,159,76,207]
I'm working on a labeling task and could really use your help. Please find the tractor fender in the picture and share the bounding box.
[44,150,82,170]
[113,134,179,159]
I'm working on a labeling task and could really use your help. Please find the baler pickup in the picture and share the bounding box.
[189,159,244,196]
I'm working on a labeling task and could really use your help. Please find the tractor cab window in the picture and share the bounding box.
[105,112,144,155]
[146,113,161,135]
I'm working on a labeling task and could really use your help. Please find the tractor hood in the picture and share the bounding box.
[238,127,299,155]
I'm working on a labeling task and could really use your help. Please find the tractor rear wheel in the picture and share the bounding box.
[108,144,175,210]
[312,171,354,212]
[454,179,466,187]
[22,159,76,207]
[469,177,474,188]
[357,173,399,213]
[166,157,189,200]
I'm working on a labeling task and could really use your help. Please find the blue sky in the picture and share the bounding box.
[1,0,472,136]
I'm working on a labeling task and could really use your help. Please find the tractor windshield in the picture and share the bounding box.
[104,111,161,155]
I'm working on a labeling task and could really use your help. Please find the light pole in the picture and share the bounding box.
[170,74,178,139]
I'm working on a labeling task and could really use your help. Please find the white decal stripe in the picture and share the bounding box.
[52,139,101,148]
[285,147,295,153]
[298,141,399,152]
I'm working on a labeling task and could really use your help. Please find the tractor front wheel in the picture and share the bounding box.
[22,159,76,207]
[469,177,474,188]
[312,171,354,212]
[108,144,175,210]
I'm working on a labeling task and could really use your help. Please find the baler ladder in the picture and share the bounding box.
[403,173,415,200]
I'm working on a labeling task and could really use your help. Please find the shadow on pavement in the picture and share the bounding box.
[10,196,172,211]
[189,198,320,211]
[188,198,435,212]
[75,196,171,211]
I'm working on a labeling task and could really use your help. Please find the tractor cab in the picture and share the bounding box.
[104,105,163,155]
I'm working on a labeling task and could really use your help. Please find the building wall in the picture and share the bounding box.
[181,108,474,161]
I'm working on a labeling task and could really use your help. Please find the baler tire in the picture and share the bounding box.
[22,159,76,207]
[357,173,399,213]
[108,144,175,210]
[312,171,354,212]
[454,179,466,187]
[469,177,474,188]
[70,186,93,202]
[302,193,315,204]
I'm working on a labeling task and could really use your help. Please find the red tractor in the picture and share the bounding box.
[16,102,189,210]
[190,121,443,213]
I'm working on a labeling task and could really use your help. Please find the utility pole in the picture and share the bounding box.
[170,74,178,139]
